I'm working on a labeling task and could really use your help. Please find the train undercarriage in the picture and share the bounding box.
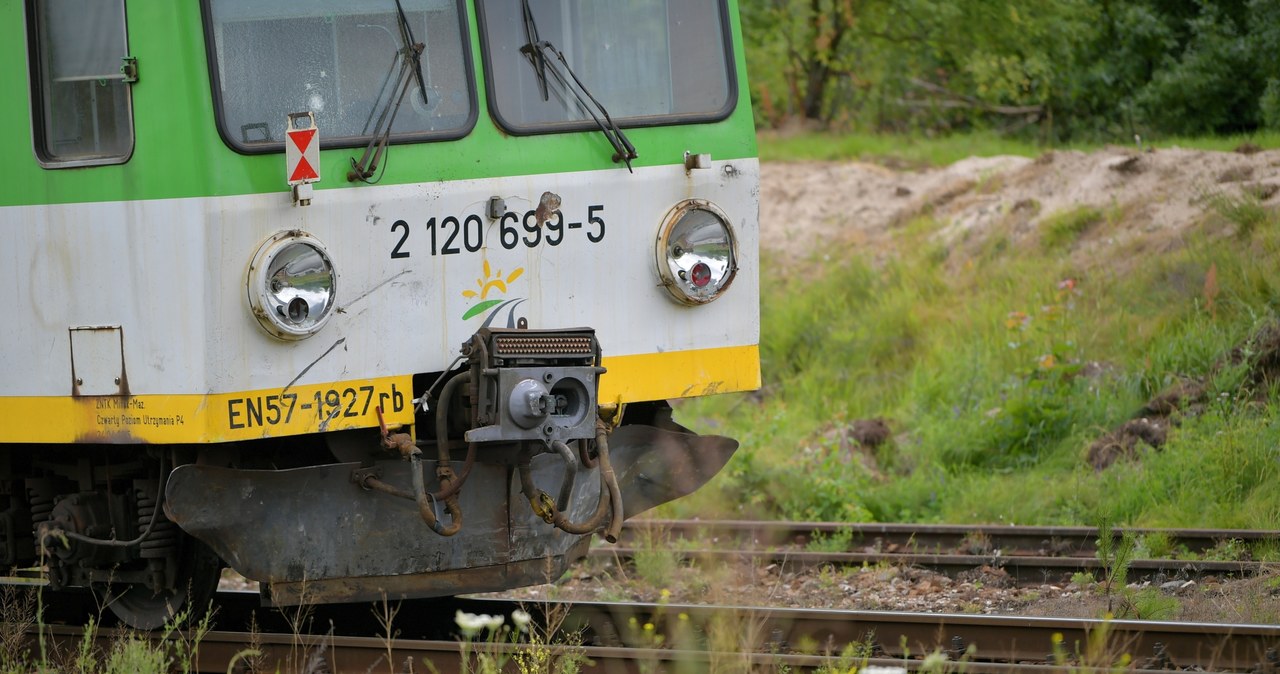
[0,329,738,629]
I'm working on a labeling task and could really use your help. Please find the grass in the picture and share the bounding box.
[1,599,217,674]
[758,130,1050,167]
[1040,205,1104,250]
[629,525,681,590]
[668,159,1280,530]
[757,129,1280,167]
[1206,190,1277,238]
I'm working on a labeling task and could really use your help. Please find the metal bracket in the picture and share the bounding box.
[120,57,138,84]
[683,150,711,174]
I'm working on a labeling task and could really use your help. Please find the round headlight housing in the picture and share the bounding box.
[247,231,337,340]
[655,200,738,305]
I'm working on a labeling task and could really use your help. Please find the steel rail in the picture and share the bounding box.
[35,619,1274,674]
[589,546,1268,584]
[619,519,1280,558]
[557,600,1280,672]
[196,594,1280,671]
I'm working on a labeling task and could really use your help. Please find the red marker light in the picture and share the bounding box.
[690,262,712,288]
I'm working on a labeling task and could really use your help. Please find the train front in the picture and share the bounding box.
[1,0,758,626]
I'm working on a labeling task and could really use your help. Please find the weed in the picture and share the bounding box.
[455,610,512,674]
[0,583,37,670]
[1135,532,1173,559]
[103,633,166,673]
[1251,538,1280,562]
[374,593,403,674]
[975,170,1006,195]
[1095,521,1136,613]
[1202,538,1250,561]
[1070,571,1096,588]
[1206,190,1274,238]
[806,528,853,553]
[47,603,216,674]
[1126,587,1181,620]
[1040,206,1103,249]
[630,524,681,589]
[273,579,320,672]
[232,612,267,674]
[512,602,587,674]
[168,602,215,674]
[704,607,769,674]
[958,531,992,555]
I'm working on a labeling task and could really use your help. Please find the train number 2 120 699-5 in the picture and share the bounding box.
[388,204,605,259]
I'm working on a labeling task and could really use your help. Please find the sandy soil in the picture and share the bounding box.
[761,146,1280,271]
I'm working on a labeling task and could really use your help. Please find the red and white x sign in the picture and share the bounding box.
[286,112,320,185]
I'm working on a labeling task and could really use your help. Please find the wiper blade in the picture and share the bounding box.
[524,40,638,172]
[394,0,429,107]
[518,0,636,172]
[348,1,428,182]
[520,0,548,102]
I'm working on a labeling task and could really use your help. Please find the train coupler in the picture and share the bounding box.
[461,327,605,445]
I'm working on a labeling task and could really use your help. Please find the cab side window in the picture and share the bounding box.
[27,0,134,167]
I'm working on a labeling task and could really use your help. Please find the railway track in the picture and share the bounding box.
[598,520,1280,584]
[34,594,1280,673]
[616,520,1280,559]
[590,547,1266,585]
[22,521,1279,671]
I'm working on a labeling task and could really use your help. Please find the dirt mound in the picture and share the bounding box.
[761,146,1280,270]
[1086,418,1169,470]
[1087,320,1280,470]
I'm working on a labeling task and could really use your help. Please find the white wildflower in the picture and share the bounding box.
[511,609,532,630]
[455,610,486,637]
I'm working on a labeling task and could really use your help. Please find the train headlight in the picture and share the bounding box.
[247,231,337,339]
[655,200,738,305]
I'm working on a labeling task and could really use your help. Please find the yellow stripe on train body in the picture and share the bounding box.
[0,346,759,444]
[0,377,414,444]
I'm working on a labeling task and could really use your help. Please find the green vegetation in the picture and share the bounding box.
[758,131,1049,167]
[671,173,1280,531]
[806,528,855,553]
[745,0,1280,142]
[630,526,682,589]
[0,598,216,674]
[1040,206,1105,250]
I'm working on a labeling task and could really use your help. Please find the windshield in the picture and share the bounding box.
[477,0,735,133]
[204,0,474,153]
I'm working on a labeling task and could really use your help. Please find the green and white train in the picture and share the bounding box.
[0,0,759,628]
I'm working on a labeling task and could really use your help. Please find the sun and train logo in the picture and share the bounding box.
[461,259,527,327]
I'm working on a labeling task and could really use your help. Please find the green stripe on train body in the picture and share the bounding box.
[0,0,756,208]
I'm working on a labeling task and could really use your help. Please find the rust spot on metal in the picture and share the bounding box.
[534,191,561,227]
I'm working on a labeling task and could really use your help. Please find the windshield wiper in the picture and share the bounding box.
[395,0,429,107]
[520,0,549,102]
[519,0,637,172]
[348,0,428,182]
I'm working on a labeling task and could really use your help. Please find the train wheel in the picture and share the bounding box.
[100,539,222,630]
